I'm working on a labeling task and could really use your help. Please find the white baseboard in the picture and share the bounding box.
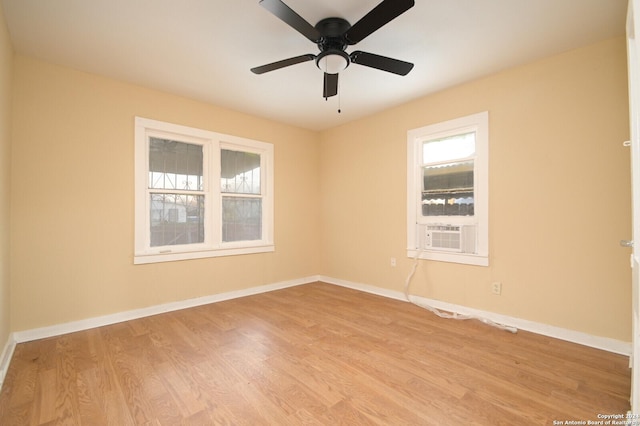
[320,275,632,356]
[0,333,16,390]
[13,276,319,344]
[8,274,631,359]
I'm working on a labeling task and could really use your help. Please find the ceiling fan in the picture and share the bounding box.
[251,0,415,100]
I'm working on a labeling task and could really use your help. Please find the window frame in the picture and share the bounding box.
[134,117,274,264]
[407,111,489,266]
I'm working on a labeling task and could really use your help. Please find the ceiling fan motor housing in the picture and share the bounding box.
[314,18,351,73]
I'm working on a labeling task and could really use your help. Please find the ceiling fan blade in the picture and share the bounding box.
[344,0,414,45]
[350,51,414,76]
[259,0,322,43]
[323,73,338,98]
[251,54,315,74]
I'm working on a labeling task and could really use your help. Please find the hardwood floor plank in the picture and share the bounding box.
[36,369,56,425]
[265,351,344,408]
[109,349,157,424]
[0,282,631,425]
[7,356,38,409]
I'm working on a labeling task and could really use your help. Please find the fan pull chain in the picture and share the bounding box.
[338,78,341,114]
[323,73,342,114]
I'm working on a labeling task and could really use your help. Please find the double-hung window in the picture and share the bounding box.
[407,111,489,266]
[135,117,274,264]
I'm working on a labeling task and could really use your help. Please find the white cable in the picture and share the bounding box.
[404,248,517,333]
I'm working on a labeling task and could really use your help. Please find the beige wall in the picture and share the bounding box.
[6,35,632,343]
[0,5,13,353]
[319,37,632,342]
[10,56,321,331]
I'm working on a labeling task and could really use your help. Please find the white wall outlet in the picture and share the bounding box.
[491,281,502,295]
[390,257,397,267]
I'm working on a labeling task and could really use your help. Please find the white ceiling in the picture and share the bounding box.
[1,0,629,131]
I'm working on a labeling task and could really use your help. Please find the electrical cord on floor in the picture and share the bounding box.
[403,248,518,334]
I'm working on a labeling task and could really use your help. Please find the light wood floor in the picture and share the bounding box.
[0,282,631,425]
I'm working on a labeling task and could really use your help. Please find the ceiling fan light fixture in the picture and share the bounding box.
[316,50,349,74]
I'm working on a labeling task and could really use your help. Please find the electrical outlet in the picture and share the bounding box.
[491,281,502,295]
[390,257,397,267]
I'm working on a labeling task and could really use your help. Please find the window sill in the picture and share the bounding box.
[134,244,275,265]
[406,249,489,267]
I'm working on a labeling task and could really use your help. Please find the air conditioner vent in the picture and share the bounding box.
[419,224,476,254]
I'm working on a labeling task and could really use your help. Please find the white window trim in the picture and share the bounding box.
[134,117,274,264]
[407,111,489,266]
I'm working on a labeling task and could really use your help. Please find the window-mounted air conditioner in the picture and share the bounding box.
[418,224,477,254]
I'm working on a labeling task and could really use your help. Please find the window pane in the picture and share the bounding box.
[422,161,474,216]
[221,150,261,194]
[149,138,203,191]
[423,132,475,164]
[150,194,204,246]
[222,197,262,242]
